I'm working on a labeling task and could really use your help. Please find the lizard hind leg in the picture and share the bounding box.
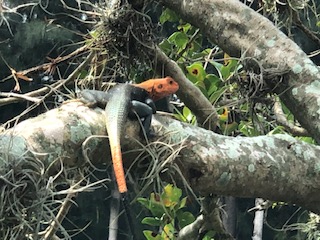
[130,100,154,138]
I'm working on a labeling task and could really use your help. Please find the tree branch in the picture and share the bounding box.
[2,102,320,214]
[158,0,320,143]
[154,46,219,130]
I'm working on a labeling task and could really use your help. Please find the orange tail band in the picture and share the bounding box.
[110,145,127,193]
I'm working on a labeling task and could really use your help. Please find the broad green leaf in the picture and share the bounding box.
[210,60,223,71]
[168,32,188,49]
[195,80,206,92]
[174,107,188,122]
[186,72,198,84]
[161,223,175,240]
[220,58,239,80]
[297,137,316,144]
[168,32,180,43]
[177,211,195,228]
[206,74,221,96]
[159,39,173,55]
[177,23,192,33]
[161,184,182,208]
[160,8,179,24]
[186,62,206,82]
[149,193,166,217]
[137,197,150,209]
[182,106,195,123]
[142,217,161,226]
[143,230,161,240]
[207,83,218,96]
[174,32,188,49]
[220,66,231,80]
[209,85,228,104]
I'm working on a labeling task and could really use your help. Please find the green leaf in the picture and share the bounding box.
[297,137,316,144]
[220,58,239,80]
[177,23,192,33]
[220,65,231,80]
[175,32,189,49]
[182,106,195,123]
[160,8,179,24]
[143,230,161,240]
[173,108,188,122]
[186,62,206,82]
[159,39,173,55]
[177,211,195,228]
[202,230,216,239]
[267,126,285,135]
[206,74,222,96]
[238,121,260,137]
[78,69,89,79]
[142,217,161,226]
[161,223,175,239]
[168,32,188,49]
[161,184,182,209]
[210,60,223,71]
[186,72,198,84]
[178,197,187,209]
[209,85,228,104]
[149,193,166,218]
[137,197,150,210]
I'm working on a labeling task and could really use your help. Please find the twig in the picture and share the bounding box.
[0,92,41,103]
[0,48,92,107]
[1,45,88,83]
[42,190,76,240]
[292,10,320,48]
[273,98,309,136]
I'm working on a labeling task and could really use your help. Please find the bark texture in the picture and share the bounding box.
[2,104,320,213]
[152,115,320,213]
[158,0,320,142]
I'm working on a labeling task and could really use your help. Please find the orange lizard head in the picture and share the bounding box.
[135,77,179,101]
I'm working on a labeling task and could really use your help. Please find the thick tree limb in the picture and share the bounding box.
[158,0,320,143]
[1,103,320,214]
[152,115,320,213]
[154,46,219,130]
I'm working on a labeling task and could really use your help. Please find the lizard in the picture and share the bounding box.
[78,77,179,193]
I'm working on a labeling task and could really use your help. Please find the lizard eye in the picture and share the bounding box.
[169,80,173,84]
[158,84,163,89]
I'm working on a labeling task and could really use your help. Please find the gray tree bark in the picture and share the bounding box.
[1,103,320,213]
